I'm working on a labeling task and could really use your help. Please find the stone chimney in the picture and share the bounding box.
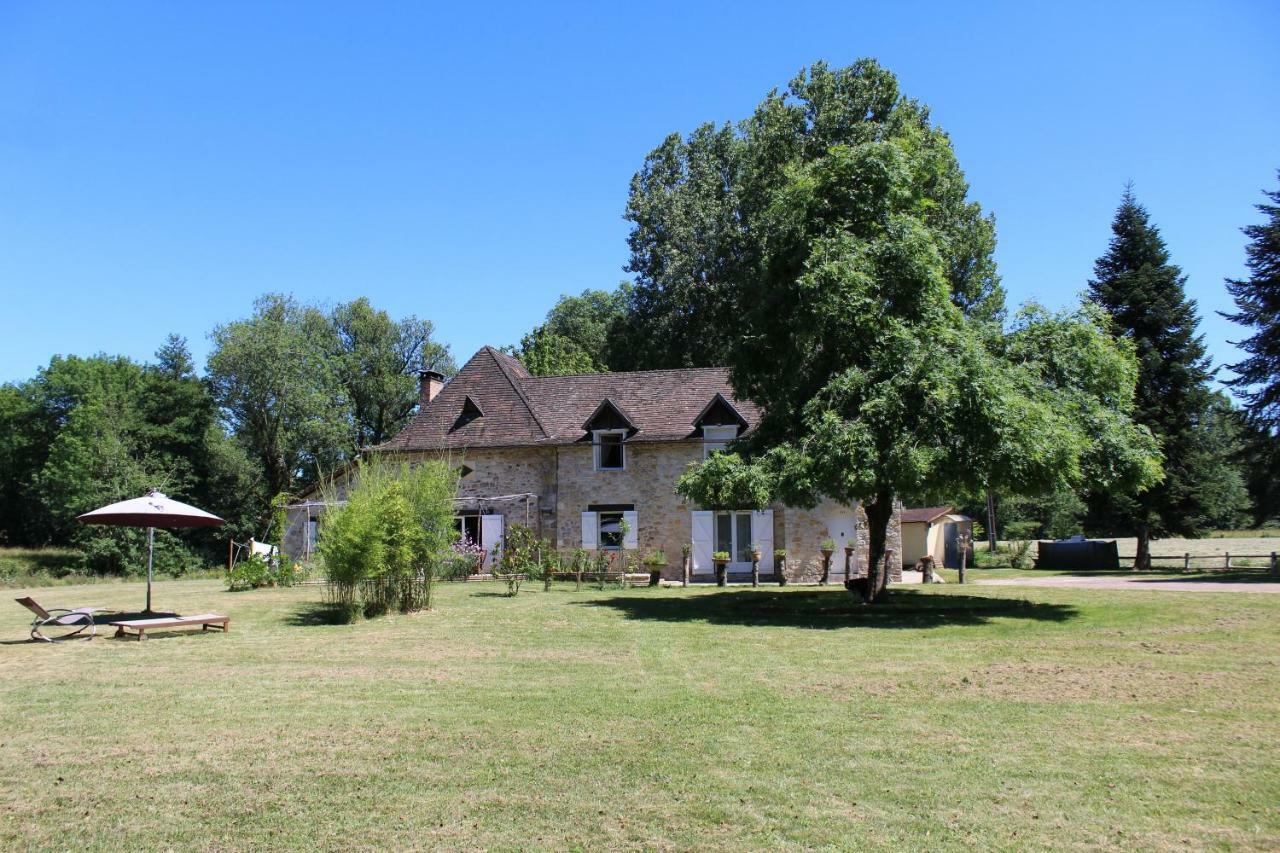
[419,370,445,406]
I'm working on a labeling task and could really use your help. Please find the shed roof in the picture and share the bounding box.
[900,506,955,525]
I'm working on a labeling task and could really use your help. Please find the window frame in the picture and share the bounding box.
[702,424,739,459]
[598,510,624,550]
[592,429,627,471]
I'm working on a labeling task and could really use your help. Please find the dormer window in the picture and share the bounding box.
[693,393,748,454]
[594,430,626,470]
[702,425,738,458]
[452,396,484,431]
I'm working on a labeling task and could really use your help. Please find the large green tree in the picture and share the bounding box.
[207,294,347,504]
[1225,172,1280,432]
[0,343,259,573]
[1086,189,1239,566]
[667,61,1157,601]
[330,297,455,450]
[511,286,630,375]
[621,61,1006,372]
[1223,172,1280,523]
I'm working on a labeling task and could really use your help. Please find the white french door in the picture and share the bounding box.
[715,511,754,570]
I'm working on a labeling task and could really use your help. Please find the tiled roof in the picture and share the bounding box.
[378,346,761,451]
[900,506,954,524]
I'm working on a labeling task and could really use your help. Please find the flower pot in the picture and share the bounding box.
[713,560,728,586]
[648,569,662,587]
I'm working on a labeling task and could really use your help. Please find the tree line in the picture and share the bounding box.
[4,58,1276,582]
[0,295,453,575]
[508,60,1279,573]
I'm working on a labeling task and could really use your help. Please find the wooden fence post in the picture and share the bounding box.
[1183,552,1190,571]
[1271,552,1278,576]
[1225,552,1231,571]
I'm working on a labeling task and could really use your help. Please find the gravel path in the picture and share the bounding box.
[975,575,1280,593]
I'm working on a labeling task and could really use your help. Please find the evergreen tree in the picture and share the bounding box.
[1086,188,1228,566]
[1223,172,1280,523]
[1224,172,1280,431]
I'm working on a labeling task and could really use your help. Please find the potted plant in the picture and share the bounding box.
[712,550,730,586]
[819,538,836,585]
[749,542,762,587]
[774,549,788,586]
[643,549,666,587]
[681,543,692,587]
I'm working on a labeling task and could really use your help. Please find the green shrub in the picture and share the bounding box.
[317,457,458,621]
[228,553,269,591]
[642,549,666,568]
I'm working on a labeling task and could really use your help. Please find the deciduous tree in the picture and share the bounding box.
[663,61,1157,602]
[330,297,455,450]
[207,294,347,503]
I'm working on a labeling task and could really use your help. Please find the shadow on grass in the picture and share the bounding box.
[1011,568,1277,583]
[1129,571,1278,585]
[286,602,355,627]
[578,588,1077,630]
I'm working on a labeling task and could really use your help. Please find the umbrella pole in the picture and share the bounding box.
[146,526,154,613]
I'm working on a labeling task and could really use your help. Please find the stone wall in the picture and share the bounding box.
[283,440,903,587]
[555,440,700,577]
[778,499,903,585]
[448,447,557,544]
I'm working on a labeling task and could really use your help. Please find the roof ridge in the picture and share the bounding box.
[520,365,731,382]
[481,346,550,438]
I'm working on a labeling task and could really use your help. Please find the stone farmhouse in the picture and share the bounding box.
[287,346,901,583]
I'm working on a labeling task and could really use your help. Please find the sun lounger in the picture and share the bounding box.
[14,597,103,642]
[109,612,229,641]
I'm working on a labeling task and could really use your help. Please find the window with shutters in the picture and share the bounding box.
[598,511,624,550]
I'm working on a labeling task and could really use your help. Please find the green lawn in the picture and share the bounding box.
[2,578,1278,850]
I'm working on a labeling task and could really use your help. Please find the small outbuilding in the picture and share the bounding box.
[900,506,973,569]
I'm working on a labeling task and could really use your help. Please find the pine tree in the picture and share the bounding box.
[1223,171,1280,522]
[1086,187,1220,568]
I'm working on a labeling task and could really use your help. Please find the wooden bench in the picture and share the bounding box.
[109,613,229,641]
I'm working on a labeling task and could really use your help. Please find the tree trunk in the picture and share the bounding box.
[986,489,998,553]
[860,490,895,605]
[1134,525,1151,572]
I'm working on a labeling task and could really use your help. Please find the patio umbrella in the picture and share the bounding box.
[77,490,224,613]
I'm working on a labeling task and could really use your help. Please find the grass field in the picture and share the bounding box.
[2,578,1279,850]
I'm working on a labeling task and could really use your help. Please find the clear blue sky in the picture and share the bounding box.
[2,1,1277,389]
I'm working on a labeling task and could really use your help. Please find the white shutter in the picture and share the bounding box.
[691,511,714,574]
[481,514,504,569]
[581,511,598,550]
[622,511,638,550]
[752,510,774,571]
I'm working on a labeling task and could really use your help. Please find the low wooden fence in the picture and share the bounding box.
[1116,551,1278,572]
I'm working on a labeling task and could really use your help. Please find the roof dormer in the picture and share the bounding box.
[692,392,748,434]
[581,398,637,436]
[450,395,484,431]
